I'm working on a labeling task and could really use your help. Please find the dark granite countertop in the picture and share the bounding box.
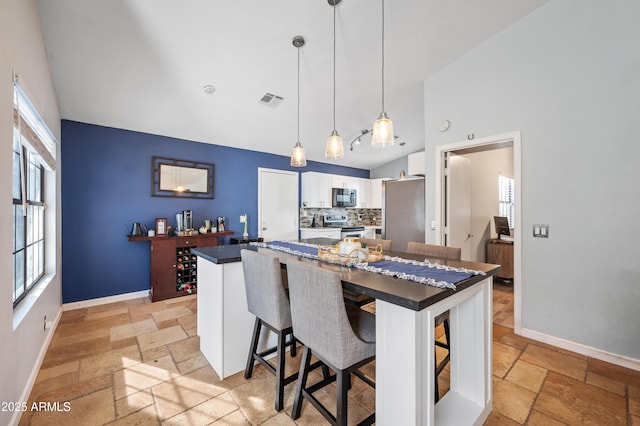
[191,244,254,264]
[192,238,501,311]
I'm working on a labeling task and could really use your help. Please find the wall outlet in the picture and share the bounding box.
[533,224,549,238]
[43,315,53,331]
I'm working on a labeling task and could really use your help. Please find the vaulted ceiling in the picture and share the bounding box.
[36,0,548,169]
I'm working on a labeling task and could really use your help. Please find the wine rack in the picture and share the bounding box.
[129,231,233,302]
[176,247,198,294]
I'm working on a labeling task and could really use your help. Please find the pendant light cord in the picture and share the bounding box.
[381,0,385,114]
[332,3,337,131]
[297,45,300,142]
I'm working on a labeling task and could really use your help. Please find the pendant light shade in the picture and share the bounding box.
[290,36,307,167]
[371,0,394,148]
[325,0,344,159]
[371,112,394,148]
[325,130,344,159]
[291,141,306,167]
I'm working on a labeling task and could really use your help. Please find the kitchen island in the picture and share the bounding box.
[192,240,500,426]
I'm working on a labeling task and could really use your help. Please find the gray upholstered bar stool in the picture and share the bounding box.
[286,258,376,426]
[241,249,298,411]
[406,241,462,402]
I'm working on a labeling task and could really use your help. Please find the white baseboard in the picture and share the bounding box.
[518,327,640,372]
[10,307,63,426]
[62,290,150,311]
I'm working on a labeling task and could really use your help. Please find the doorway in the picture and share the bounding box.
[435,131,522,332]
[258,168,299,241]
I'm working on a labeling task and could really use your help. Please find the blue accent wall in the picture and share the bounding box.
[61,120,369,303]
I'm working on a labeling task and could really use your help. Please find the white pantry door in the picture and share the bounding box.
[258,168,299,241]
[446,152,472,260]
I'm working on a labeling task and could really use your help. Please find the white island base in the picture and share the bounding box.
[376,278,493,425]
[196,252,493,425]
[197,259,277,379]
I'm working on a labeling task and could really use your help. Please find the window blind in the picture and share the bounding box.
[498,174,514,228]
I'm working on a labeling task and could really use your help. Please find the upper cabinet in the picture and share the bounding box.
[332,175,371,208]
[408,151,426,176]
[302,172,381,209]
[301,172,332,208]
[358,178,371,208]
[369,178,385,209]
[331,175,361,190]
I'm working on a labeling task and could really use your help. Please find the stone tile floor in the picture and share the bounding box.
[19,283,640,425]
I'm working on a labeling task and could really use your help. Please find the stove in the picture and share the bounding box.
[322,214,365,238]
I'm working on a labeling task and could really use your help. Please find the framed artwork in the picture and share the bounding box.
[155,218,168,235]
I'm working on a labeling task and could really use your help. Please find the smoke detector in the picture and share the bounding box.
[258,92,284,108]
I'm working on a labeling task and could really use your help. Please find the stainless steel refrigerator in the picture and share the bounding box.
[383,179,425,252]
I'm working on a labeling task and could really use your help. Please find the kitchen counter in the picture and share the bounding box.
[194,239,499,425]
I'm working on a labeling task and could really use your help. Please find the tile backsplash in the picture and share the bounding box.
[300,208,382,228]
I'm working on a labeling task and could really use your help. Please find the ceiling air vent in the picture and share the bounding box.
[258,92,284,108]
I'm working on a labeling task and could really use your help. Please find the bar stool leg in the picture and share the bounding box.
[275,329,287,411]
[435,356,440,402]
[289,330,297,357]
[336,369,349,425]
[292,346,312,420]
[245,318,262,379]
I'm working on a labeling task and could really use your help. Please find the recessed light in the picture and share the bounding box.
[203,85,216,94]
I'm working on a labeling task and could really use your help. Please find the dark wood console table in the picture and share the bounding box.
[129,232,233,301]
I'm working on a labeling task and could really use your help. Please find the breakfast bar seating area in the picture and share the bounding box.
[193,238,500,425]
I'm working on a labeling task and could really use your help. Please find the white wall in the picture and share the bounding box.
[424,0,640,361]
[370,154,407,180]
[461,147,513,262]
[0,1,62,424]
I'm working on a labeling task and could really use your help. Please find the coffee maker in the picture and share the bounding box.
[183,210,193,230]
[175,210,193,235]
[217,217,226,232]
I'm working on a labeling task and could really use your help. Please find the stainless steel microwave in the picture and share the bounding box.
[332,188,357,207]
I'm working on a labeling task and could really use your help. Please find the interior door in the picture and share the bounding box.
[258,168,299,241]
[446,152,472,259]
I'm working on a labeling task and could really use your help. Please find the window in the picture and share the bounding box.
[498,174,514,228]
[12,79,56,307]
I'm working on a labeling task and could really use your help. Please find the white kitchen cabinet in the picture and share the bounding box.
[301,172,332,208]
[331,176,371,208]
[304,173,375,209]
[331,175,360,190]
[357,178,371,208]
[300,228,341,239]
[369,178,386,209]
[408,151,425,176]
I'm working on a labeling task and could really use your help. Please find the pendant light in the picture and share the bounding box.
[399,142,406,180]
[325,0,344,159]
[371,0,394,148]
[290,36,307,167]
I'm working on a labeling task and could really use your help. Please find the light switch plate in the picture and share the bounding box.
[240,215,246,223]
[533,224,549,238]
